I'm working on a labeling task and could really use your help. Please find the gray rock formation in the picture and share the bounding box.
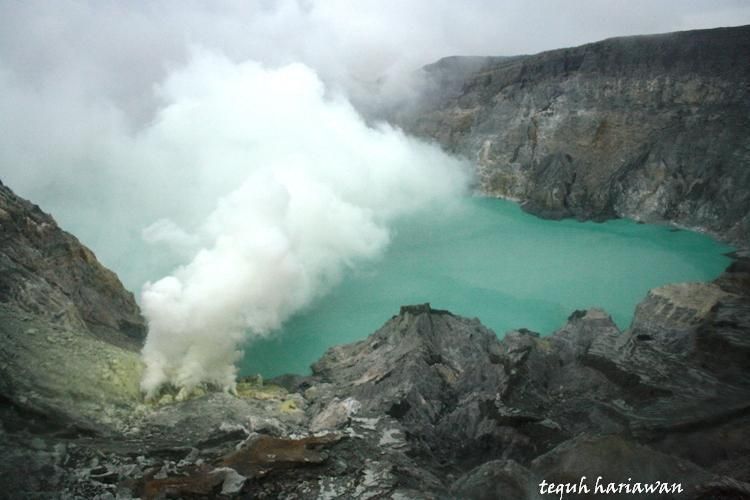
[0,179,145,345]
[396,25,750,245]
[0,179,146,432]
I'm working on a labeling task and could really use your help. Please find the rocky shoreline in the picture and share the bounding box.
[1,178,749,499]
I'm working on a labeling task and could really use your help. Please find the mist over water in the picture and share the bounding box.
[240,197,734,378]
[133,53,470,397]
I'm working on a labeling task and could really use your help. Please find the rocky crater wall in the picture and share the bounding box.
[398,25,750,245]
[0,180,146,430]
[0,180,145,346]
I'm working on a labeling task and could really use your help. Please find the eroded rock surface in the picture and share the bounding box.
[0,180,147,431]
[0,180,145,345]
[396,25,750,245]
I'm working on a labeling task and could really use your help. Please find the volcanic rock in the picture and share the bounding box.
[397,25,750,245]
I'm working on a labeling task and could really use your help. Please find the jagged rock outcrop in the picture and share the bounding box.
[397,25,750,245]
[0,180,146,431]
[0,175,748,497]
[3,257,747,498]
[0,179,145,345]
[293,265,750,498]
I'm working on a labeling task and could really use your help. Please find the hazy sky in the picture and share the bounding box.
[1,0,749,124]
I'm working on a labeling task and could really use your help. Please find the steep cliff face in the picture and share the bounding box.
[0,179,145,345]
[399,25,750,245]
[0,180,146,428]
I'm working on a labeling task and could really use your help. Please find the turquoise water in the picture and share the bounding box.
[239,197,733,378]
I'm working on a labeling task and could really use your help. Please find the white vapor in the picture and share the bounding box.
[137,51,470,396]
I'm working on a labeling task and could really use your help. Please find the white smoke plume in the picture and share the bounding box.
[137,51,470,397]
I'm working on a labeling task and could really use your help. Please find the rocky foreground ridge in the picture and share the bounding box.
[1,182,750,499]
[395,25,750,245]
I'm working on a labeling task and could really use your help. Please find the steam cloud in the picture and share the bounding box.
[137,51,469,397]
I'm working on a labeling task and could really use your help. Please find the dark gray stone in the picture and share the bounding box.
[395,25,750,246]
